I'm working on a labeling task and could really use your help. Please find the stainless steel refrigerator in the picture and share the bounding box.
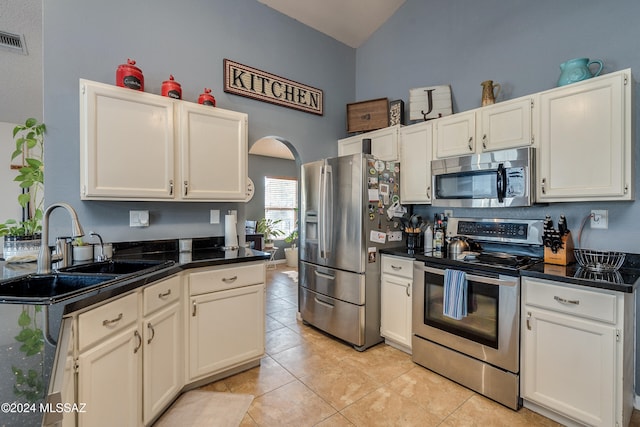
[299,153,401,351]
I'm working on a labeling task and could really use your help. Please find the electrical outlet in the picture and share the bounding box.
[129,210,150,227]
[210,209,220,224]
[590,209,608,229]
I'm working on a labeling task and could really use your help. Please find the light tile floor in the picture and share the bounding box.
[199,264,640,427]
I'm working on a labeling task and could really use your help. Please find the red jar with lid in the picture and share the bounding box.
[197,88,216,106]
[161,75,182,99]
[116,59,144,91]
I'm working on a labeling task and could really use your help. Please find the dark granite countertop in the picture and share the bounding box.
[0,237,271,310]
[381,246,639,294]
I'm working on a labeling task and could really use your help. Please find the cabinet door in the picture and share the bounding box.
[369,126,399,161]
[480,97,533,152]
[178,103,248,200]
[380,273,412,349]
[189,283,265,380]
[537,71,631,201]
[143,302,182,425]
[338,134,364,157]
[522,307,616,427]
[80,79,175,200]
[399,121,433,203]
[78,326,141,427]
[435,111,475,158]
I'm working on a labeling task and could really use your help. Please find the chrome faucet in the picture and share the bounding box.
[37,203,85,274]
[90,232,106,261]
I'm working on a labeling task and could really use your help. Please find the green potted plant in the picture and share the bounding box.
[284,229,298,267]
[256,218,284,249]
[0,118,46,260]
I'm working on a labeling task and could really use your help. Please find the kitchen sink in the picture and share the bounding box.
[0,273,119,300]
[59,259,173,275]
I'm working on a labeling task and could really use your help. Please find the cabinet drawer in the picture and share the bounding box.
[143,274,181,316]
[79,292,138,351]
[523,278,617,324]
[381,255,414,279]
[189,263,265,295]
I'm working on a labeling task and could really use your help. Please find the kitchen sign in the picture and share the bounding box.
[224,59,323,115]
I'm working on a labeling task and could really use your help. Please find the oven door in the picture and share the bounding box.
[412,263,520,373]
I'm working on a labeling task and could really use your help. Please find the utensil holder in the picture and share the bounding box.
[544,232,575,265]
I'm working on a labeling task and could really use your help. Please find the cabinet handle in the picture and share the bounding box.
[169,180,174,196]
[482,134,487,149]
[147,322,155,345]
[541,178,546,194]
[158,289,171,299]
[134,330,142,354]
[102,313,123,327]
[426,186,431,199]
[406,283,411,297]
[554,295,580,305]
[391,265,402,271]
[526,311,532,330]
[468,136,473,151]
[192,301,197,317]
[222,276,238,283]
[184,180,189,196]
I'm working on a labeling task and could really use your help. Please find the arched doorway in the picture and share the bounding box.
[246,136,301,266]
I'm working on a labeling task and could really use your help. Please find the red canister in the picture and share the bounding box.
[116,58,144,91]
[197,88,216,106]
[161,75,182,99]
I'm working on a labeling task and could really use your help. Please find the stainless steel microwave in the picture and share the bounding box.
[431,147,534,208]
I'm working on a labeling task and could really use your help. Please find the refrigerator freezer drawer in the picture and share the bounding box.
[300,261,365,305]
[299,287,365,346]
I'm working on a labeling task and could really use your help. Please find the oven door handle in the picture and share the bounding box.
[423,266,517,287]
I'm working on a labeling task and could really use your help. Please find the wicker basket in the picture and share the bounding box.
[574,249,625,272]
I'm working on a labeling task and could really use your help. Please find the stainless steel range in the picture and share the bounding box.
[412,217,544,410]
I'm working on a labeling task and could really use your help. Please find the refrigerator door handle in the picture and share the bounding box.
[314,270,336,281]
[325,164,333,258]
[319,165,326,259]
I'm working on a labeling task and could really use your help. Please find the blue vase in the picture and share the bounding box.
[557,58,604,86]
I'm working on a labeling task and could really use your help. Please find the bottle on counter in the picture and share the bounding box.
[424,225,433,255]
[434,220,444,252]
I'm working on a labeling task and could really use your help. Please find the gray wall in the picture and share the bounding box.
[356,0,640,254]
[41,0,353,243]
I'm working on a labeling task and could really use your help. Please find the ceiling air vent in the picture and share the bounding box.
[0,30,27,55]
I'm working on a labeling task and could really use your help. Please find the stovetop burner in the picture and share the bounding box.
[475,252,536,268]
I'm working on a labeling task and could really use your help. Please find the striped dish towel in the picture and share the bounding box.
[443,269,468,320]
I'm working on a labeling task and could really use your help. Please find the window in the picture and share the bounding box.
[264,176,298,236]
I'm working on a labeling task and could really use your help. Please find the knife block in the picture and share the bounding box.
[544,232,576,265]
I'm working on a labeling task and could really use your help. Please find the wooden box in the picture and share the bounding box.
[347,98,389,133]
[544,232,576,266]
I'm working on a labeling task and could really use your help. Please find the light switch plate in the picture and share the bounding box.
[130,210,150,227]
[210,209,220,224]
[591,209,608,229]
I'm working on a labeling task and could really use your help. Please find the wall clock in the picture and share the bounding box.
[245,177,255,202]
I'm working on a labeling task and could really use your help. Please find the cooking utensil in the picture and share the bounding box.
[448,236,470,258]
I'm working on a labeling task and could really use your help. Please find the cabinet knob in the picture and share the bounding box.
[406,283,411,297]
[134,330,142,354]
[169,180,174,196]
[482,134,487,149]
[468,137,473,151]
[147,322,155,345]
[541,178,546,194]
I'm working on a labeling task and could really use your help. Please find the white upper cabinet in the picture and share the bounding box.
[434,111,476,158]
[80,79,248,202]
[479,96,534,152]
[399,121,433,204]
[537,69,632,202]
[338,125,400,161]
[434,96,534,158]
[80,80,175,200]
[177,102,247,200]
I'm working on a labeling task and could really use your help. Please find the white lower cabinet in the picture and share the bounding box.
[142,276,182,425]
[187,263,266,381]
[521,277,634,427]
[77,293,141,427]
[380,255,414,352]
[72,261,265,427]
